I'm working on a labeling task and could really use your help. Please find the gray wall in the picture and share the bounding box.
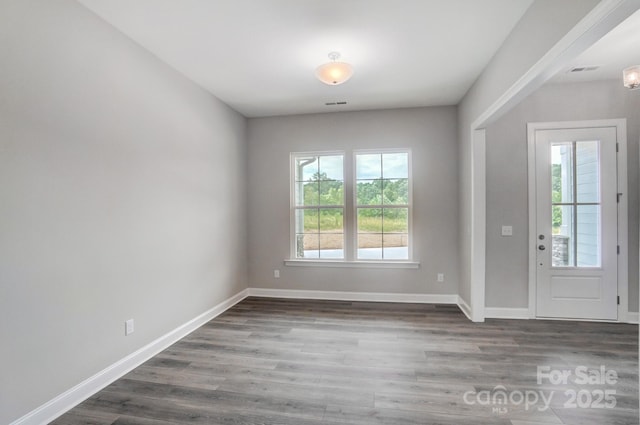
[247,107,459,295]
[485,80,640,311]
[0,1,247,423]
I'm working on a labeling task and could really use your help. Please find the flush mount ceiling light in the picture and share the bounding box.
[623,65,640,89]
[315,52,353,86]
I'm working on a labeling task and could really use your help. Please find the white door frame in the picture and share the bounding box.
[527,119,628,321]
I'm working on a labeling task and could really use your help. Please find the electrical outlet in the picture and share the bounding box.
[501,225,513,236]
[437,273,444,282]
[274,269,280,279]
[125,319,134,336]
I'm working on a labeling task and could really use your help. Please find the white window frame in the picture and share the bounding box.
[353,148,414,262]
[289,151,346,261]
[287,149,418,269]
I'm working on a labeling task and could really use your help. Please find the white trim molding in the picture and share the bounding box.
[284,259,420,269]
[247,287,457,304]
[484,309,638,324]
[11,289,250,425]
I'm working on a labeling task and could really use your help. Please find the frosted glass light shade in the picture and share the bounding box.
[316,61,354,85]
[623,65,640,89]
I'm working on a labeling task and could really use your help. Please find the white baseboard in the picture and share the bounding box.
[248,288,479,323]
[485,307,530,320]
[486,308,638,323]
[11,289,249,425]
[247,287,458,305]
[456,296,472,321]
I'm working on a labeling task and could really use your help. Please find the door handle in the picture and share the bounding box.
[538,245,546,251]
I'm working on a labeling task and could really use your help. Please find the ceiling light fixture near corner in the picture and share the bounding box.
[316,52,353,86]
[623,65,640,89]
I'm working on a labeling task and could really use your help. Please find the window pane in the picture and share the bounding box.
[552,205,574,267]
[383,234,409,260]
[295,157,318,182]
[319,180,344,206]
[358,208,382,259]
[296,233,319,258]
[320,233,343,259]
[382,153,408,179]
[382,179,408,205]
[383,208,408,233]
[358,233,382,260]
[357,180,382,205]
[319,155,343,180]
[551,143,574,204]
[356,154,382,179]
[295,209,318,233]
[294,154,345,207]
[319,208,343,232]
[358,208,382,233]
[295,181,319,206]
[577,205,601,267]
[576,141,600,203]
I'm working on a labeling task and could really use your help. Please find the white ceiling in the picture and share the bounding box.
[77,0,533,117]
[551,9,640,85]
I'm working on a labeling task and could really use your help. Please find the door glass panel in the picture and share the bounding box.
[550,141,602,268]
[577,205,601,267]
[552,205,574,267]
[576,141,600,203]
[551,143,574,204]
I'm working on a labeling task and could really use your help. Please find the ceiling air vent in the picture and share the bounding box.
[325,101,348,106]
[569,66,600,73]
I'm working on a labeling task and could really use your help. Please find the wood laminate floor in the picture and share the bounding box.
[53,297,639,425]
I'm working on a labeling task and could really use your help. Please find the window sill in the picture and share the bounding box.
[284,259,420,269]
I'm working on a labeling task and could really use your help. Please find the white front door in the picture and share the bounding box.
[533,125,618,320]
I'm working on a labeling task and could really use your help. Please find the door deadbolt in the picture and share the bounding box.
[538,234,545,240]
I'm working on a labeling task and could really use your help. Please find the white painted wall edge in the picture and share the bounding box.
[470,129,487,323]
[10,289,250,425]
